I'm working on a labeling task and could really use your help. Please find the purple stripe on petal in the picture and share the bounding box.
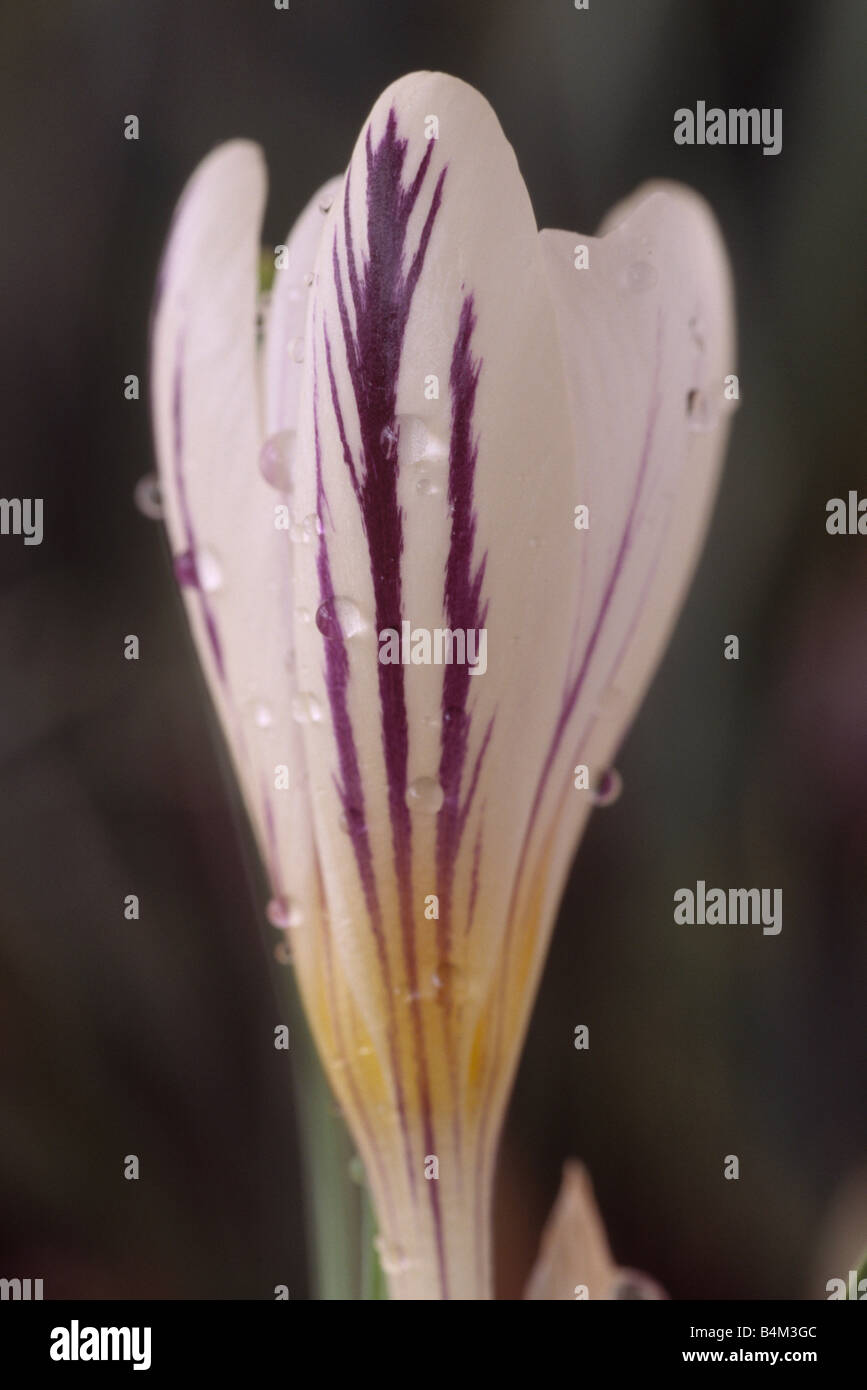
[321,108,450,1294]
[436,297,491,968]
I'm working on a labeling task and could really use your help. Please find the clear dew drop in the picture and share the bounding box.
[291,692,323,724]
[442,705,465,731]
[373,1237,412,1276]
[315,596,364,640]
[380,422,399,460]
[620,260,658,293]
[339,805,365,837]
[267,895,304,929]
[686,388,719,434]
[253,702,273,729]
[133,473,163,520]
[432,959,465,1003]
[173,546,223,592]
[395,414,429,467]
[406,776,444,814]
[291,513,323,544]
[259,429,296,491]
[303,270,315,288]
[288,336,306,364]
[318,192,334,214]
[592,768,623,807]
[196,548,223,592]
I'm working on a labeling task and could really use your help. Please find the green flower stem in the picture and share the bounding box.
[287,979,387,1299]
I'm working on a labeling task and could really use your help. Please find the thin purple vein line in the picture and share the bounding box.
[171,336,226,682]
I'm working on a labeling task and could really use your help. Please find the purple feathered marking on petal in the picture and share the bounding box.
[436,296,492,964]
[312,353,416,1197]
[320,108,451,1294]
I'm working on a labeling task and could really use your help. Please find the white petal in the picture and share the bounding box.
[151,142,306,914]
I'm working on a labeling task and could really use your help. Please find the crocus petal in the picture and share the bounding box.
[281,70,733,1300]
[152,144,332,927]
[152,75,734,1302]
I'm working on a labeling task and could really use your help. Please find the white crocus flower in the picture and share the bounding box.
[151,71,734,1301]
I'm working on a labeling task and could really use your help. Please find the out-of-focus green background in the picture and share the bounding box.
[1,0,865,1298]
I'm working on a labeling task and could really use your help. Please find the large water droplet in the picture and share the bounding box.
[292,692,323,724]
[686,389,718,433]
[592,768,622,807]
[406,777,444,814]
[259,429,296,491]
[315,596,364,640]
[133,473,163,520]
[620,260,658,293]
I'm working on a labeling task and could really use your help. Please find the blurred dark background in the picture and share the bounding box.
[1,0,865,1299]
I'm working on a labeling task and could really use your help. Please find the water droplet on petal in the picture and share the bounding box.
[380,423,399,460]
[253,702,273,729]
[318,193,334,214]
[173,546,223,592]
[592,768,622,807]
[259,429,296,491]
[620,260,658,293]
[196,548,223,592]
[296,607,311,624]
[133,473,163,520]
[303,270,315,288]
[442,705,465,730]
[338,806,365,836]
[292,692,323,724]
[315,596,364,640]
[406,777,444,814]
[394,414,429,467]
[273,941,293,966]
[686,389,718,433]
[292,513,323,543]
[373,1236,412,1276]
[288,336,306,364]
[173,550,197,587]
[267,895,304,929]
